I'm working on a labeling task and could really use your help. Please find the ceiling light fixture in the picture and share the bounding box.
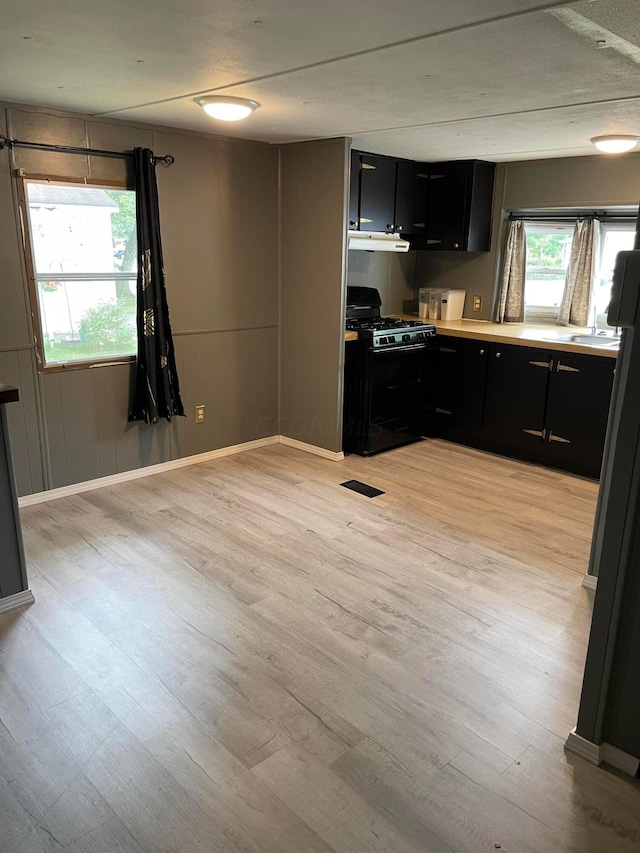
[196,96,260,122]
[591,134,639,154]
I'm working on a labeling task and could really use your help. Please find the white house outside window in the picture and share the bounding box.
[22,179,137,370]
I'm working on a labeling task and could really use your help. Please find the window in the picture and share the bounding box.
[523,223,573,322]
[21,179,137,369]
[594,222,636,318]
[523,216,636,324]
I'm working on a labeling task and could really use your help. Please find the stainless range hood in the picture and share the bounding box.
[348,230,410,253]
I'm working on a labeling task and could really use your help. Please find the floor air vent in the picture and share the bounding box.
[340,480,385,498]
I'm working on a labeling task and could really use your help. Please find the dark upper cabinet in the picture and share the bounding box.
[349,150,495,250]
[358,153,397,232]
[483,344,551,461]
[348,148,360,230]
[435,336,488,442]
[394,160,429,236]
[424,160,496,252]
[545,354,615,479]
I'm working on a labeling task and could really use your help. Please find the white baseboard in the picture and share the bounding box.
[0,589,35,615]
[18,434,344,507]
[18,436,280,507]
[278,435,345,461]
[582,574,598,591]
[602,743,640,777]
[565,728,639,777]
[565,729,602,765]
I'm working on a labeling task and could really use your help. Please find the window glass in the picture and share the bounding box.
[594,225,635,317]
[24,181,137,367]
[523,224,573,319]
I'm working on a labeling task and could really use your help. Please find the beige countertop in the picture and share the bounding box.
[345,317,618,358]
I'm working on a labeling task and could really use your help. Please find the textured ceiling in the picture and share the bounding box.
[1,0,639,161]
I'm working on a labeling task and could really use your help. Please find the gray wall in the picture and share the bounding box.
[346,250,417,315]
[416,152,640,320]
[279,139,349,453]
[0,103,279,496]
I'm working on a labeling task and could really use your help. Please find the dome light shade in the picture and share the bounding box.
[591,135,639,154]
[195,96,260,121]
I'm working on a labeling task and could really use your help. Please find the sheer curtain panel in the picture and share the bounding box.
[495,219,526,323]
[557,218,599,327]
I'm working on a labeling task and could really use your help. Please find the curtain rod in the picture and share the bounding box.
[509,212,635,223]
[0,134,174,166]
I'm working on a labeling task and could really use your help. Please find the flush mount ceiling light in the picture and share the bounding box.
[195,96,260,121]
[591,135,640,154]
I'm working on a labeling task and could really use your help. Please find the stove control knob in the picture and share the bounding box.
[388,335,395,343]
[380,337,387,345]
[403,334,410,342]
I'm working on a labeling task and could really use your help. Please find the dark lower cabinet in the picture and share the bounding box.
[434,336,616,479]
[545,353,615,479]
[435,336,488,442]
[483,344,551,464]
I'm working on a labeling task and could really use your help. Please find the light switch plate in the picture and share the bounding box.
[472,295,483,312]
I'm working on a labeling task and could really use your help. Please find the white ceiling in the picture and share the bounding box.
[1,0,640,161]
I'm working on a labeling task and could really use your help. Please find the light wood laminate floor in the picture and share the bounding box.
[2,440,639,852]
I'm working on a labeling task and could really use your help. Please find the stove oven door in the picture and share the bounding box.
[362,341,436,455]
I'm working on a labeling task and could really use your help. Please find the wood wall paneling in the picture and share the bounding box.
[0,109,31,350]
[0,103,280,496]
[279,139,349,453]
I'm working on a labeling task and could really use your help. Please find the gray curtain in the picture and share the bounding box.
[495,219,526,323]
[557,218,599,327]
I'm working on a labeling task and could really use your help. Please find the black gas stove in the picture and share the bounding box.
[343,286,437,456]
[345,287,435,349]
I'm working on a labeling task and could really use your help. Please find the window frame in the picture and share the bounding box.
[17,174,138,373]
[522,221,574,324]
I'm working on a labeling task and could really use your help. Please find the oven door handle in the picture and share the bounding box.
[372,343,429,354]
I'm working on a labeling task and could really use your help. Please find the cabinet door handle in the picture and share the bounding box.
[429,174,445,180]
[529,360,551,369]
[495,352,502,358]
[387,224,394,230]
[427,239,442,245]
[523,428,546,439]
[436,407,452,415]
[557,362,580,373]
[453,243,459,249]
[361,163,376,170]
[439,347,456,353]
[349,220,358,227]
[413,222,426,228]
[479,349,485,355]
[359,217,372,223]
[396,225,403,231]
[549,431,571,444]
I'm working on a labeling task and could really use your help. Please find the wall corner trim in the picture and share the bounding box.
[279,435,345,461]
[582,574,598,591]
[565,728,640,777]
[17,434,344,507]
[0,589,35,615]
[565,728,603,765]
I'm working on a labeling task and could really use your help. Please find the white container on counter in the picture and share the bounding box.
[418,287,440,319]
[439,289,466,321]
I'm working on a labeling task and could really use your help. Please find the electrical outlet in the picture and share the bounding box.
[472,295,483,312]
[195,404,206,424]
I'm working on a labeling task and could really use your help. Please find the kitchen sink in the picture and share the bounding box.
[545,333,620,348]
